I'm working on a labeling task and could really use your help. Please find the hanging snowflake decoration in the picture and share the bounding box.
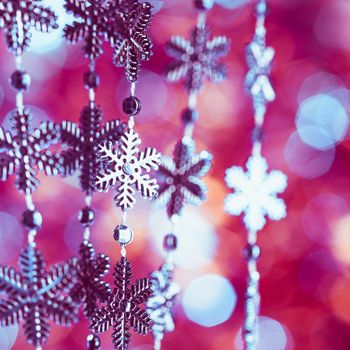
[112,0,153,82]
[224,154,287,232]
[90,256,152,350]
[0,0,58,54]
[0,245,78,347]
[156,137,212,218]
[95,127,160,211]
[165,25,230,93]
[147,263,180,342]
[0,108,62,194]
[70,240,112,318]
[61,104,125,193]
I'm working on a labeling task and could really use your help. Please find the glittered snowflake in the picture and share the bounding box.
[147,263,179,342]
[165,25,230,93]
[0,245,78,347]
[61,104,125,193]
[0,0,58,54]
[95,127,160,211]
[112,0,153,82]
[157,137,212,218]
[64,0,121,60]
[245,40,275,113]
[224,154,287,232]
[0,108,62,194]
[70,240,112,319]
[90,257,152,350]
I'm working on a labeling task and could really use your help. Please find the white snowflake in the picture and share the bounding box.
[95,127,161,211]
[224,154,287,232]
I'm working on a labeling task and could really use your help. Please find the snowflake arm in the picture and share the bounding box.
[0,266,25,294]
[0,155,15,181]
[45,295,78,325]
[130,278,152,304]
[0,297,27,327]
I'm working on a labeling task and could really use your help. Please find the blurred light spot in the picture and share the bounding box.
[182,274,237,327]
[0,85,4,109]
[284,130,335,178]
[147,0,164,12]
[0,324,18,350]
[64,213,85,254]
[296,94,349,150]
[215,0,250,9]
[301,194,348,246]
[0,212,23,263]
[235,316,289,350]
[332,214,350,266]
[149,207,218,270]
[329,277,350,325]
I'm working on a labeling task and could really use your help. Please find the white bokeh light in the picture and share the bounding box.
[182,274,237,327]
[215,0,250,9]
[0,325,18,350]
[148,207,218,270]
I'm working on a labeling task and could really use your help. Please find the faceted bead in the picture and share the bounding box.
[78,207,95,227]
[87,334,101,350]
[10,70,31,91]
[113,225,134,245]
[22,209,43,230]
[163,233,177,252]
[181,108,199,124]
[83,71,100,89]
[194,0,214,10]
[122,96,141,116]
[243,243,260,261]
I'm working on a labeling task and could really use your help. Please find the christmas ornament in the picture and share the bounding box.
[147,1,230,348]
[224,1,287,349]
[91,1,160,349]
[0,4,78,349]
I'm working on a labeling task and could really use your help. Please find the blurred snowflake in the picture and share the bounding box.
[0,245,77,347]
[225,154,287,232]
[165,25,230,93]
[156,137,212,218]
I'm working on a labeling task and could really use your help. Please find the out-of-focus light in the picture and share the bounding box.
[0,212,23,263]
[284,130,335,179]
[0,324,18,350]
[235,316,289,350]
[301,194,348,246]
[332,214,350,266]
[296,94,349,150]
[149,207,218,270]
[0,84,4,109]
[329,277,350,325]
[215,0,250,9]
[64,213,85,254]
[147,0,164,13]
[182,274,237,327]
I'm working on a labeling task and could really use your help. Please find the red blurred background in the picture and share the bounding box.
[1,0,350,349]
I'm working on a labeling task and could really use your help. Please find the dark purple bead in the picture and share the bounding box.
[163,233,178,252]
[83,71,100,90]
[87,334,101,350]
[22,209,42,230]
[78,207,95,227]
[10,70,31,91]
[122,96,141,116]
[181,108,199,124]
[243,243,261,261]
[252,125,263,143]
[194,0,214,10]
[113,225,134,245]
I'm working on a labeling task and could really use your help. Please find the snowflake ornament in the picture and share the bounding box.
[157,137,212,218]
[95,127,161,211]
[0,108,62,194]
[0,0,58,54]
[0,245,78,347]
[147,263,180,342]
[112,0,153,82]
[61,104,125,193]
[224,154,287,232]
[90,256,152,350]
[70,240,112,319]
[165,25,230,93]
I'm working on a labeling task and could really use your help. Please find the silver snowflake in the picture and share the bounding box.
[95,127,161,211]
[147,263,180,342]
[224,154,287,232]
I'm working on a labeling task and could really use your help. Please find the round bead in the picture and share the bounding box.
[113,225,134,245]
[10,70,31,91]
[122,96,141,116]
[78,207,95,227]
[83,71,100,89]
[22,209,43,230]
[87,334,101,350]
[181,108,199,124]
[243,243,261,261]
[194,0,214,10]
[163,233,178,252]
